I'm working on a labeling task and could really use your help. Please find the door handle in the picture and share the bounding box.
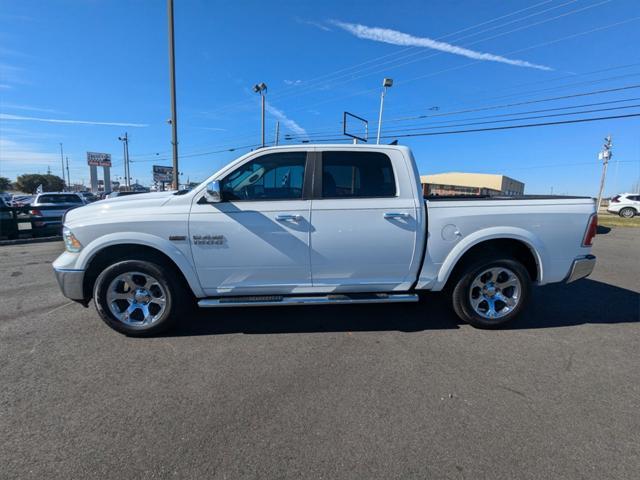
[384,212,410,219]
[276,214,302,222]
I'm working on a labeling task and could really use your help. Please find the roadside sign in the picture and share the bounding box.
[343,111,368,143]
[87,152,112,167]
[153,165,173,183]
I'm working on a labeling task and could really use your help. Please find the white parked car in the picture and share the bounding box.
[607,193,640,218]
[53,145,597,336]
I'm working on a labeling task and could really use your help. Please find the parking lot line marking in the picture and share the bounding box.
[44,301,75,317]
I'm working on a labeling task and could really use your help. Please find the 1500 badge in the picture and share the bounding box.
[193,234,226,245]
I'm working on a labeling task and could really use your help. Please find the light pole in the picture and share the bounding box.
[376,77,393,144]
[118,133,130,189]
[66,156,71,190]
[253,82,267,147]
[59,143,66,190]
[167,0,179,190]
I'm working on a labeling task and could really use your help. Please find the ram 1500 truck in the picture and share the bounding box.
[53,145,597,336]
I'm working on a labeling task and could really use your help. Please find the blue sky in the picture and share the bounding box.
[1,0,639,195]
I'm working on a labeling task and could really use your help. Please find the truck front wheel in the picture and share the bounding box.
[451,257,531,328]
[93,259,188,336]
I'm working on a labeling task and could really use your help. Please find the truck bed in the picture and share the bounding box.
[425,194,592,201]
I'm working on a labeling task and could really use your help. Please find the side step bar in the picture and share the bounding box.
[198,293,419,308]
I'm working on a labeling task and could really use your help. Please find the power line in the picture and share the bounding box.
[136,15,639,160]
[279,71,640,139]
[269,0,581,103]
[387,97,640,128]
[139,83,640,162]
[204,0,581,114]
[380,103,640,135]
[386,84,640,123]
[285,100,640,141]
[283,112,640,143]
[382,112,640,139]
[288,14,639,114]
[277,0,586,103]
[284,86,640,140]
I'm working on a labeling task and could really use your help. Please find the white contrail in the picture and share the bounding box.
[332,20,552,71]
[265,104,308,137]
[0,113,148,127]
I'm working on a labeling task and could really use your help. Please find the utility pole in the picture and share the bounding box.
[596,135,613,211]
[275,121,280,146]
[118,133,130,189]
[59,143,66,189]
[376,78,393,144]
[168,0,179,190]
[66,156,71,190]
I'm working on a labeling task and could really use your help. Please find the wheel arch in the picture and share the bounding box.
[79,235,204,300]
[435,230,545,291]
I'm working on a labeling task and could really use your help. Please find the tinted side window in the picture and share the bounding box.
[321,151,396,198]
[221,152,306,201]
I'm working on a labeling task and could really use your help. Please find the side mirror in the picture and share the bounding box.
[204,180,222,203]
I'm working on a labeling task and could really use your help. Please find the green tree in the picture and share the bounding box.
[0,176,11,191]
[15,174,65,193]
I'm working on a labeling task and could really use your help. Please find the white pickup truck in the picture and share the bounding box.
[53,145,597,336]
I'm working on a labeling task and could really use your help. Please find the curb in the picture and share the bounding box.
[0,236,62,246]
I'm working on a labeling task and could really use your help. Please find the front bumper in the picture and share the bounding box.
[53,267,85,300]
[565,255,596,283]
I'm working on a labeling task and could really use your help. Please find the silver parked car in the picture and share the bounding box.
[29,192,85,236]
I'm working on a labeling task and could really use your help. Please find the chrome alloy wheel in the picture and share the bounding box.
[106,271,167,325]
[468,267,521,320]
[620,208,635,218]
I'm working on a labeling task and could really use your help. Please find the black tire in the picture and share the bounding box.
[451,257,531,329]
[93,258,190,336]
[619,207,636,218]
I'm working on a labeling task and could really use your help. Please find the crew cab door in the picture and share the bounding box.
[189,151,312,296]
[310,149,420,291]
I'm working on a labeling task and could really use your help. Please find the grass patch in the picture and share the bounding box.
[598,212,640,228]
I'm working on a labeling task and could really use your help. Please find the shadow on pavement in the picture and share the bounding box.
[166,279,639,337]
[514,279,639,329]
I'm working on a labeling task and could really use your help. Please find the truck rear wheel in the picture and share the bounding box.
[93,259,188,336]
[451,257,531,328]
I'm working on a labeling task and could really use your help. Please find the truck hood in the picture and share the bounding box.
[64,191,176,225]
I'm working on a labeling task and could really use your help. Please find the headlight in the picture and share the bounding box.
[63,226,82,252]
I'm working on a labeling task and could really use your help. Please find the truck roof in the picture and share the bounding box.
[253,143,410,152]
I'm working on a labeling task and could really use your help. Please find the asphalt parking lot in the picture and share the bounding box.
[1,228,639,479]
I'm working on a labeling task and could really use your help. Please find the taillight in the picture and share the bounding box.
[582,213,597,247]
[611,195,620,203]
[29,209,43,216]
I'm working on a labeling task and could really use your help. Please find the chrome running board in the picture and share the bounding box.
[198,293,419,308]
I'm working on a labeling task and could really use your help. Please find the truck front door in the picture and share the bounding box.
[190,151,312,296]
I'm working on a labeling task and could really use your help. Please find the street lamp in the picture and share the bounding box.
[376,77,393,144]
[253,82,268,147]
[118,133,130,189]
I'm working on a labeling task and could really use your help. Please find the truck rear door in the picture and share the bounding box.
[310,149,419,291]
